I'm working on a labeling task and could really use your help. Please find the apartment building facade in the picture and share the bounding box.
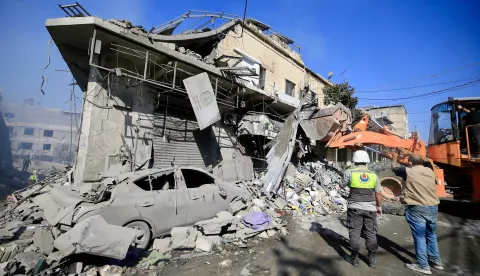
[1,101,79,163]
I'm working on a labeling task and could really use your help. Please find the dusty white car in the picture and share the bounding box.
[48,166,250,249]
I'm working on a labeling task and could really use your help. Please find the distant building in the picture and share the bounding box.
[360,105,409,139]
[0,102,80,164]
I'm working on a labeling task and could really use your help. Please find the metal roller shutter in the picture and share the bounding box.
[152,110,219,170]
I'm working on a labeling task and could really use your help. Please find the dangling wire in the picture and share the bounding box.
[40,39,53,95]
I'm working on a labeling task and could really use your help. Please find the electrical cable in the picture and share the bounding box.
[356,77,480,93]
[357,61,480,91]
[358,79,480,101]
[359,81,480,106]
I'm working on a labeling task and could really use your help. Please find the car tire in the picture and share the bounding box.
[125,221,151,249]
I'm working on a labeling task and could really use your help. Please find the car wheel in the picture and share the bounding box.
[125,221,151,249]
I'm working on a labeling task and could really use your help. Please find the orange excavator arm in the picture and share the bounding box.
[326,113,449,198]
[328,113,426,157]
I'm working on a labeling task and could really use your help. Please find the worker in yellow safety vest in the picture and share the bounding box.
[339,150,383,268]
[28,170,38,185]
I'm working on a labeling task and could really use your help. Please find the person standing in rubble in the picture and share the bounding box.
[28,170,38,185]
[22,155,31,172]
[340,150,382,268]
[391,152,443,275]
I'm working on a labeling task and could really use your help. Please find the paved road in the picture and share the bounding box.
[163,201,480,276]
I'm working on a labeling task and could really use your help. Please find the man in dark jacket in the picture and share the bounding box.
[22,156,31,172]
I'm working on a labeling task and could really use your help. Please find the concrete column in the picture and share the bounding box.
[74,66,154,183]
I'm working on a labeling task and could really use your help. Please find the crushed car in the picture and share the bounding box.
[39,166,251,248]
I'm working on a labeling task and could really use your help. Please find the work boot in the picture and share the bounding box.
[367,251,376,268]
[345,251,360,267]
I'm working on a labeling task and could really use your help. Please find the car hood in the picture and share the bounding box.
[41,185,84,226]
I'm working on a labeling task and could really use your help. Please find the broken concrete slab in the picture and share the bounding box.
[54,215,137,260]
[229,198,247,215]
[2,220,23,231]
[252,198,266,209]
[258,231,269,239]
[170,227,198,250]
[152,238,171,253]
[0,228,14,239]
[31,193,51,211]
[194,217,234,235]
[195,236,213,252]
[46,250,71,265]
[267,229,277,237]
[216,211,233,219]
[33,228,54,255]
[204,235,222,247]
[29,210,44,223]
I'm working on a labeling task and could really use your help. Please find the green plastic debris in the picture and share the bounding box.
[138,250,171,266]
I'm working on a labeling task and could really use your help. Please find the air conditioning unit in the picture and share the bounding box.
[223,113,237,126]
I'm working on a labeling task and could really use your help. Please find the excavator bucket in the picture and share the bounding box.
[299,103,352,142]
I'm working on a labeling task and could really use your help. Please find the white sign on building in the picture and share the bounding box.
[183,72,221,130]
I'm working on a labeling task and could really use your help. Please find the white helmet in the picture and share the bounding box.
[352,150,370,163]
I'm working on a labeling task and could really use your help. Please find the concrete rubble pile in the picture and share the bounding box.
[274,162,348,217]
[0,169,291,275]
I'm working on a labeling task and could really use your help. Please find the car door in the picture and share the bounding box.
[179,167,226,225]
[130,170,187,237]
[150,169,188,236]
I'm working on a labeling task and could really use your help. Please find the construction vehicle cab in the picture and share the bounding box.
[428,97,480,201]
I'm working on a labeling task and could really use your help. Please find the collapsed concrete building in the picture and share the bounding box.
[46,9,335,182]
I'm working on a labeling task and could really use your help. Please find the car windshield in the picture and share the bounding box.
[429,102,455,145]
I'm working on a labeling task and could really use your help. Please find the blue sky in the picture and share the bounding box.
[0,0,479,138]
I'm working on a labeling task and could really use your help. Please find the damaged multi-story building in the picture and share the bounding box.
[1,101,80,164]
[46,7,337,182]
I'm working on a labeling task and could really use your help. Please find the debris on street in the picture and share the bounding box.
[0,3,387,275]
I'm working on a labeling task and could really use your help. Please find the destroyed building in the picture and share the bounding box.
[1,102,80,164]
[45,9,334,182]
